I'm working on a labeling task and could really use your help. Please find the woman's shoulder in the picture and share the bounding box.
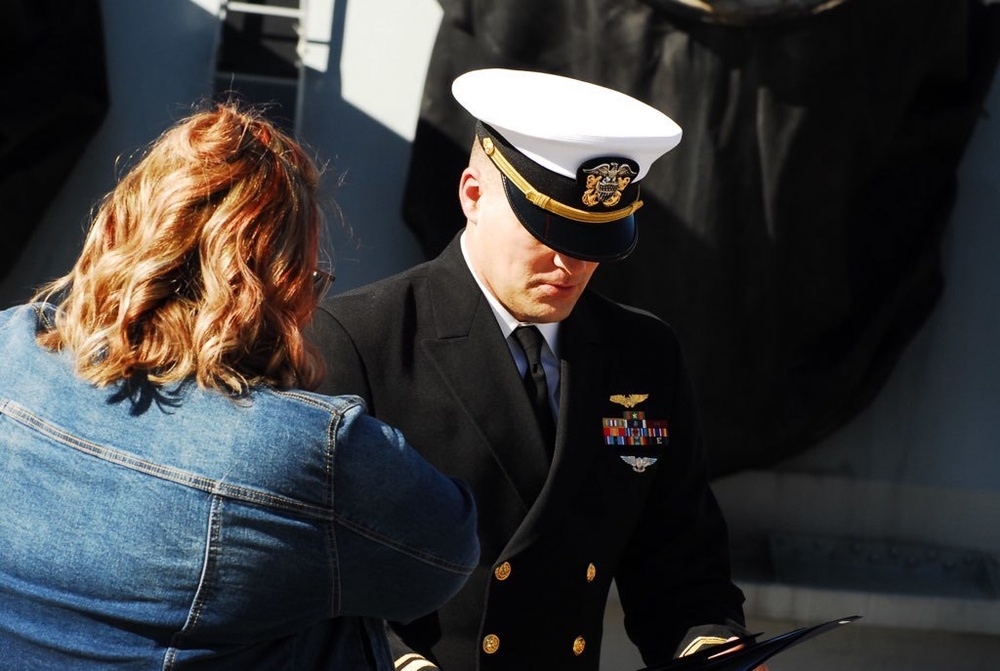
[0,303,60,369]
[268,387,369,418]
[0,302,51,334]
[252,388,381,445]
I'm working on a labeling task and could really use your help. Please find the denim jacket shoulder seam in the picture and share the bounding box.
[162,495,225,669]
[325,400,342,616]
[0,399,334,521]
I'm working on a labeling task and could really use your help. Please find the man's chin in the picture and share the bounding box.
[527,301,578,324]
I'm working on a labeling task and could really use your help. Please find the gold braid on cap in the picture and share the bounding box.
[480,135,643,224]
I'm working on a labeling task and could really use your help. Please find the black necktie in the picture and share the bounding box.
[512,326,556,454]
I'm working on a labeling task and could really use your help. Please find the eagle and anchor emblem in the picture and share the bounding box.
[581,161,637,208]
[602,393,667,473]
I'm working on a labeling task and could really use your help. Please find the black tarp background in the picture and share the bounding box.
[1,0,109,284]
[402,0,1000,476]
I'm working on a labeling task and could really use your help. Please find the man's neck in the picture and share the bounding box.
[459,231,561,355]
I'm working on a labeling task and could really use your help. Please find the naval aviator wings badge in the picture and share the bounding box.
[603,393,668,473]
[609,393,648,408]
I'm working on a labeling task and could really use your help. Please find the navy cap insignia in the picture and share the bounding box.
[580,159,638,208]
[609,393,648,409]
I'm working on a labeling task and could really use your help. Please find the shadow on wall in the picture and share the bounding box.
[0,0,222,309]
[297,0,426,293]
[0,0,109,290]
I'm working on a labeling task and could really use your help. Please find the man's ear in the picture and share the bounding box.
[458,167,482,223]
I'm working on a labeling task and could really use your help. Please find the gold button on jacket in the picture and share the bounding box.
[494,561,512,581]
[482,634,500,654]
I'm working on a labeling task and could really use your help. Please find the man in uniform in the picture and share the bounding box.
[312,69,751,670]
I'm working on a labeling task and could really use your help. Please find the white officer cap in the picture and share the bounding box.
[452,69,682,262]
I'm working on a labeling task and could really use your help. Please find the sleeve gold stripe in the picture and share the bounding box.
[678,635,734,657]
[394,652,438,671]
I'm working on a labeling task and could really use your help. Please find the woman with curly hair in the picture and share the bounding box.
[0,102,478,669]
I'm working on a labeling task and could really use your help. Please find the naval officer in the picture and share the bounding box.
[311,68,753,670]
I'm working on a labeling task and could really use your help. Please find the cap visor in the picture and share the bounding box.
[503,176,638,263]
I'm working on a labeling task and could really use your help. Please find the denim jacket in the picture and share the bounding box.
[0,304,479,669]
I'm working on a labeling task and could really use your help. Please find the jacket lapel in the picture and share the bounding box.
[421,237,552,510]
[500,296,609,558]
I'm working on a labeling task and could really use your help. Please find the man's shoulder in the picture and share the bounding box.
[573,290,684,362]
[319,260,435,321]
[580,290,674,332]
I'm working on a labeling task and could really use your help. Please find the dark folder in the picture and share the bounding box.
[638,615,861,671]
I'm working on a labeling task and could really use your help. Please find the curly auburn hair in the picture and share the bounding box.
[33,102,329,395]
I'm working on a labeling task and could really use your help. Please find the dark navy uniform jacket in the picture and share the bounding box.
[311,234,747,670]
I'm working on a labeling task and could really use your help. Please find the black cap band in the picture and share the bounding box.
[477,122,641,262]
